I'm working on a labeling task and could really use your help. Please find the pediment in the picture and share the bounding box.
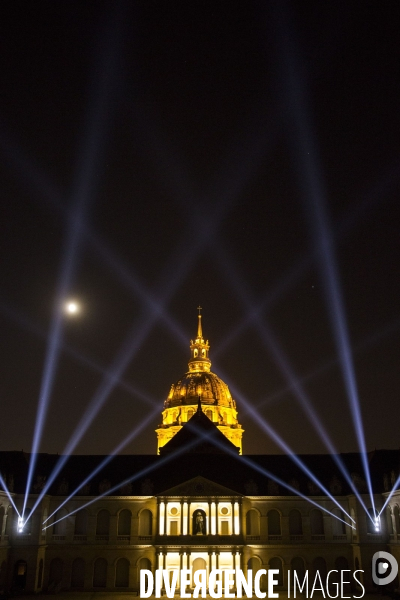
[158,475,241,498]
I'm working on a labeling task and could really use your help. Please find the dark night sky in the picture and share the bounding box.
[0,1,399,457]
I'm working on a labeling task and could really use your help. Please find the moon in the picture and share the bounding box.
[65,301,79,315]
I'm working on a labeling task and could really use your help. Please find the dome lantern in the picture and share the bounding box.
[188,307,211,372]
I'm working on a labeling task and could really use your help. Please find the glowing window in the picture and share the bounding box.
[221,521,229,534]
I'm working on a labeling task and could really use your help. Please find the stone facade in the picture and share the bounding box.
[0,478,398,594]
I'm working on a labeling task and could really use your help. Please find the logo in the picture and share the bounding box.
[372,551,398,586]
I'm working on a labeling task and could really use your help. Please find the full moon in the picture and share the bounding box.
[65,301,79,315]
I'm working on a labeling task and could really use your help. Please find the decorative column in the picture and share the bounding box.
[180,500,184,535]
[231,502,235,535]
[208,500,212,535]
[159,502,165,535]
[216,502,219,535]
[211,502,216,535]
[234,502,240,535]
[183,502,188,535]
[187,502,191,535]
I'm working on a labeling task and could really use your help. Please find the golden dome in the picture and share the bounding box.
[165,371,235,409]
[156,310,244,454]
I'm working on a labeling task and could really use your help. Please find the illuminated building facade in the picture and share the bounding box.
[0,316,399,594]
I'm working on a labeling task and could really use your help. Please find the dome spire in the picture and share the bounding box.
[197,305,203,340]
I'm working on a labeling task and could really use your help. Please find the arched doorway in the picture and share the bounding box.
[71,558,85,588]
[93,558,107,587]
[13,560,27,590]
[269,557,283,587]
[37,559,44,590]
[49,558,63,588]
[291,557,305,587]
[192,557,207,586]
[0,561,7,588]
[115,558,130,587]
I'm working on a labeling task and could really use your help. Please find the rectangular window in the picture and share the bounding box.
[221,521,229,535]
[170,521,178,535]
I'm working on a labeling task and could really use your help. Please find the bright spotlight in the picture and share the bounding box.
[17,516,24,533]
[65,301,79,315]
[374,514,381,532]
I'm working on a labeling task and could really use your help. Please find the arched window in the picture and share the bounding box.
[71,558,85,588]
[139,509,152,536]
[118,510,131,536]
[289,510,303,535]
[115,558,130,587]
[96,510,110,536]
[93,558,107,587]
[313,557,327,580]
[267,510,281,535]
[206,409,212,421]
[49,558,63,586]
[52,509,67,535]
[332,508,346,535]
[310,509,324,535]
[74,509,88,535]
[269,557,283,586]
[138,557,151,574]
[187,409,194,420]
[246,510,260,536]
[291,557,305,586]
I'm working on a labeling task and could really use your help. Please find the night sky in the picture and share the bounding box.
[1,1,399,457]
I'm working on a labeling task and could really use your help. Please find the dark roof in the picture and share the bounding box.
[0,447,398,499]
[159,400,240,456]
